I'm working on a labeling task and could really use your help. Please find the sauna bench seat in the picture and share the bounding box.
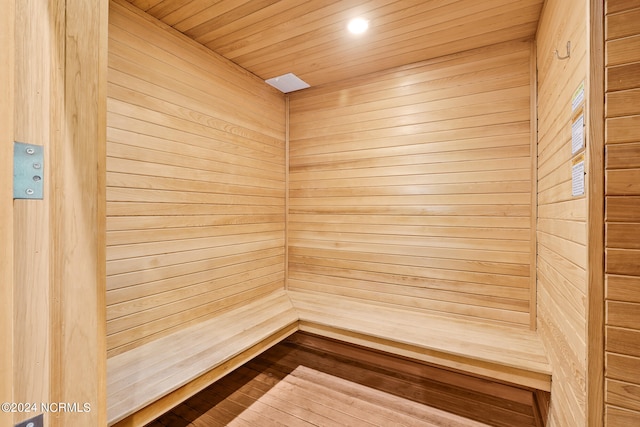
[106,290,298,427]
[288,290,552,392]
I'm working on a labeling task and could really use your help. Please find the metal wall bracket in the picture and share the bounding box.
[13,142,44,200]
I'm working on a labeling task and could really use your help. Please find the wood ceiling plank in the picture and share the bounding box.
[127,0,544,87]
[246,3,541,85]
[205,0,350,53]
[174,0,258,33]
[160,0,225,26]
[211,0,414,58]
[233,0,488,70]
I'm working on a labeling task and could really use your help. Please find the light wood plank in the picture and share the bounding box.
[607,62,640,92]
[606,0,640,14]
[587,1,606,420]
[288,41,533,327]
[607,274,640,303]
[107,282,285,357]
[107,0,286,353]
[0,0,13,424]
[607,326,640,358]
[606,405,640,426]
[52,1,109,424]
[606,222,640,249]
[607,379,640,412]
[606,88,640,117]
[13,0,54,422]
[14,0,109,424]
[606,7,640,40]
[606,352,640,385]
[107,239,284,277]
[536,0,590,424]
[607,34,640,66]
[606,248,640,276]
[289,290,550,391]
[107,248,283,297]
[606,115,640,144]
[140,0,543,87]
[606,196,640,222]
[107,290,298,425]
[606,142,640,169]
[107,259,284,322]
[606,168,640,195]
[607,301,640,330]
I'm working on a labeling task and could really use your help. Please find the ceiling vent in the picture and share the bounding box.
[265,73,310,93]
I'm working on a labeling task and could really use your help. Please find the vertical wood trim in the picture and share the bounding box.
[530,40,538,331]
[49,1,64,419]
[285,96,290,290]
[587,0,605,424]
[0,0,14,425]
[50,0,108,425]
[13,0,53,423]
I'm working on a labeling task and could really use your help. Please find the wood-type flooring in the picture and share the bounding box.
[147,332,549,427]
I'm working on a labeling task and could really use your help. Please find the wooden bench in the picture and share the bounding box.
[108,289,551,426]
[288,290,552,392]
[107,290,298,426]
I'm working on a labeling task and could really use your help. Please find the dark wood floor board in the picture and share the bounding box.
[251,342,535,426]
[270,381,390,426]
[209,369,351,426]
[217,361,449,427]
[286,367,471,427]
[240,398,317,427]
[171,401,224,427]
[149,332,547,427]
[190,388,254,427]
[196,382,311,427]
[247,382,362,427]
[287,331,535,406]
[274,371,433,427]
[227,405,286,427]
[288,366,476,427]
[180,395,229,427]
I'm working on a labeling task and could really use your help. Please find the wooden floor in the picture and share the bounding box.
[147,333,548,427]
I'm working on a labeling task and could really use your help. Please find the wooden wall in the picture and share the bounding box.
[11,0,108,425]
[288,40,535,327]
[604,1,640,424]
[536,0,589,425]
[106,0,286,357]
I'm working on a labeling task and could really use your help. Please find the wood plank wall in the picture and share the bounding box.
[604,1,640,425]
[536,0,588,425]
[288,40,534,327]
[106,0,286,358]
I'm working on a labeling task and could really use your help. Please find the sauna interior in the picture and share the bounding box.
[2,0,639,426]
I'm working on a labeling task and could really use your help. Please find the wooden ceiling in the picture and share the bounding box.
[126,0,545,88]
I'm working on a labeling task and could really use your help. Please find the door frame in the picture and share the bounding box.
[586,0,605,425]
[1,0,15,425]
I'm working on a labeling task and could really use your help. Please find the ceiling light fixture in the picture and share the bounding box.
[347,17,369,34]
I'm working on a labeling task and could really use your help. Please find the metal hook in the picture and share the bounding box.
[554,41,571,60]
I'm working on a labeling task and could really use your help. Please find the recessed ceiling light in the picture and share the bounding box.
[347,17,369,34]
